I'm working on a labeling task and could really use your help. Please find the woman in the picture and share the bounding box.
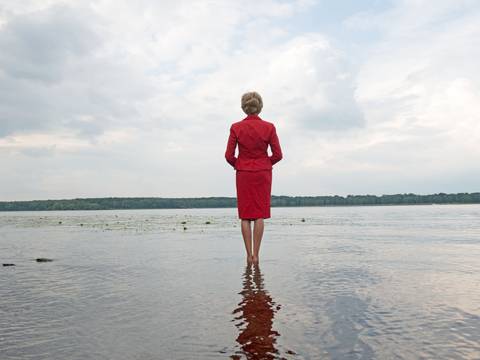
[225,91,283,263]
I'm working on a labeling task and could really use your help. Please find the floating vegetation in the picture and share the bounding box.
[2,263,15,267]
[35,258,53,263]
[0,212,241,235]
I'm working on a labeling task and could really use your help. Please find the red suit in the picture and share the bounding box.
[225,113,283,219]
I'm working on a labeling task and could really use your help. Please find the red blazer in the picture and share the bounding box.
[225,114,283,171]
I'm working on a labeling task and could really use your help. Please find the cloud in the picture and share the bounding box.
[0,4,99,83]
[0,0,479,200]
[0,0,333,140]
[294,0,480,195]
[353,0,480,165]
[0,2,160,140]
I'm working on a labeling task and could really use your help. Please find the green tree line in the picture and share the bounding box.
[0,193,479,211]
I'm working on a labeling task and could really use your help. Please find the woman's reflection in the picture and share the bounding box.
[231,262,283,359]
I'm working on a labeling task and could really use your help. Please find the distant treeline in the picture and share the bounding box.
[0,193,479,211]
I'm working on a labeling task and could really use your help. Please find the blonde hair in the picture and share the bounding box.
[241,91,263,115]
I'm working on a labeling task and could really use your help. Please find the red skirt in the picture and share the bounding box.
[235,169,272,220]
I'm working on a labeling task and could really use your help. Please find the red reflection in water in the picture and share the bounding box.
[231,262,291,360]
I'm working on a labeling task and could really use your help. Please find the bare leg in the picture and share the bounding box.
[252,218,264,262]
[241,219,253,262]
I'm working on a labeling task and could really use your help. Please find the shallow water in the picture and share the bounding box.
[1,205,479,359]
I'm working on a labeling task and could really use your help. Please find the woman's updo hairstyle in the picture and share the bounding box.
[241,91,263,115]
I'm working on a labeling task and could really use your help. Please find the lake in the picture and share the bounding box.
[1,205,479,359]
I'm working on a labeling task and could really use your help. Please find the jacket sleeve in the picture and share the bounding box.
[225,125,237,168]
[269,124,283,165]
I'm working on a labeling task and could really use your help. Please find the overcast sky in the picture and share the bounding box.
[0,0,479,200]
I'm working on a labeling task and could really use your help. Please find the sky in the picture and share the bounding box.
[0,0,479,200]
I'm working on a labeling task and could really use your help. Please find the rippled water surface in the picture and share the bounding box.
[1,205,479,359]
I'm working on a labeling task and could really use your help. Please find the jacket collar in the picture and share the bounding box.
[244,114,261,120]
